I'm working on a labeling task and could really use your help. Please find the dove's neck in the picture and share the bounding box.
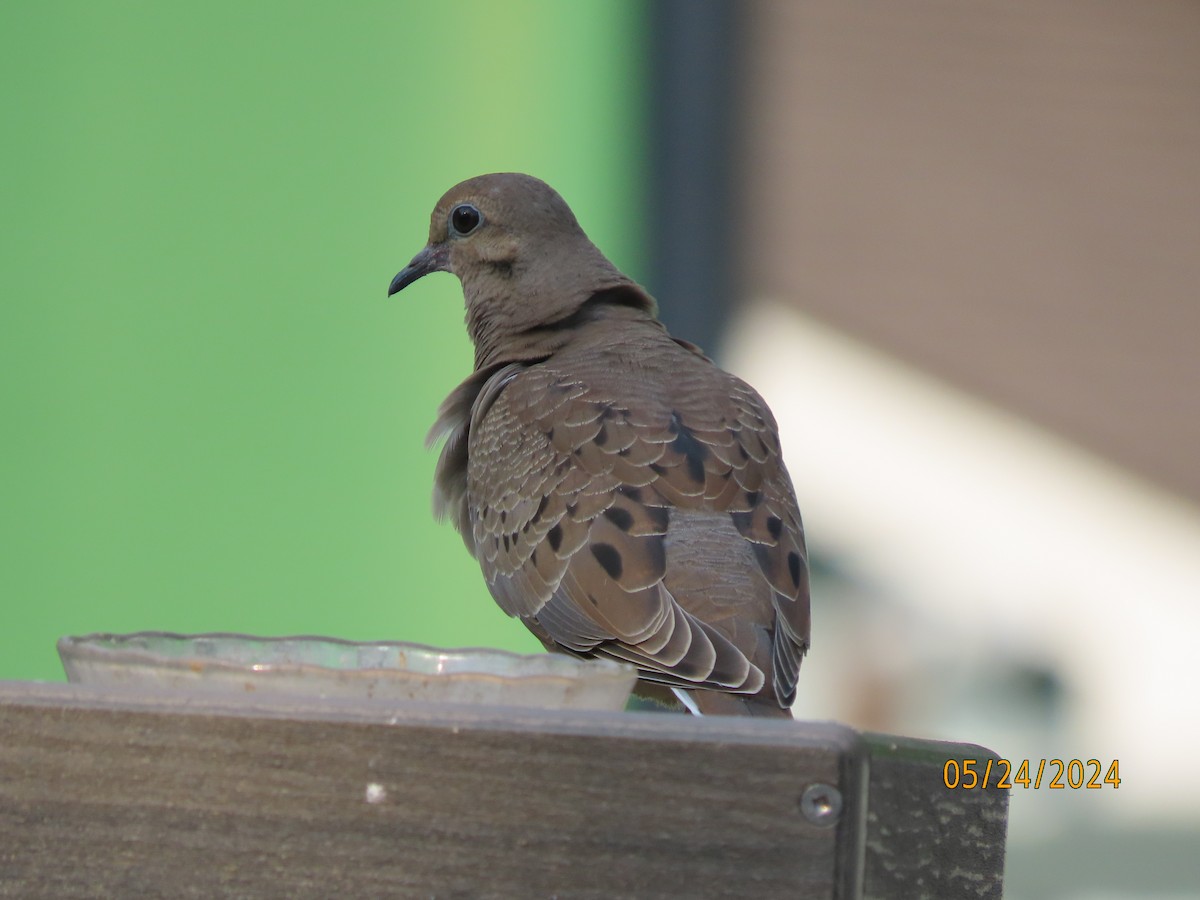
[467,277,661,370]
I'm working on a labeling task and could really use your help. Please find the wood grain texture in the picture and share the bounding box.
[863,733,1008,900]
[0,682,1005,899]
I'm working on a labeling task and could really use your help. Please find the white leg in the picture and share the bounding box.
[671,688,702,716]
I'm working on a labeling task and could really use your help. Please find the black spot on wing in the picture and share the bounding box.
[767,516,783,540]
[547,524,563,552]
[591,543,623,580]
[788,551,803,588]
[603,506,635,531]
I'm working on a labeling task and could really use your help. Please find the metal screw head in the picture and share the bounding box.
[800,782,843,827]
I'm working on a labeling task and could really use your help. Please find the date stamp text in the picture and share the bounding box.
[943,758,1121,790]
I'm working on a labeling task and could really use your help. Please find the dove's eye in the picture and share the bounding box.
[450,204,482,237]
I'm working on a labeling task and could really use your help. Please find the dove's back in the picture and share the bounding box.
[444,306,809,715]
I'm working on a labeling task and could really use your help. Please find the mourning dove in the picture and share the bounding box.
[388,173,809,717]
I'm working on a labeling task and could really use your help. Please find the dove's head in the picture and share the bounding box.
[389,173,653,365]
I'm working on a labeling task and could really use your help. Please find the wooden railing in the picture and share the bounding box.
[0,682,1007,898]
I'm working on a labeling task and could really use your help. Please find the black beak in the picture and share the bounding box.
[387,244,449,296]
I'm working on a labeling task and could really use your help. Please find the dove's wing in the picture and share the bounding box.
[448,336,809,709]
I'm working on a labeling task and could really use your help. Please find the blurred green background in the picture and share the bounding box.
[0,1,647,680]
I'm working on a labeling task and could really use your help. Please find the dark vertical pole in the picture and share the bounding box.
[646,0,743,357]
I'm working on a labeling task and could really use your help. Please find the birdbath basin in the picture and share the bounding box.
[57,632,637,712]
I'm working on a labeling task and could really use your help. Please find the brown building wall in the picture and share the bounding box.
[740,1,1200,503]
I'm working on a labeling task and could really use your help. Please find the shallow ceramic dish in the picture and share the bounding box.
[57,632,637,712]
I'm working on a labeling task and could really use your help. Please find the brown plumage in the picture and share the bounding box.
[388,173,809,717]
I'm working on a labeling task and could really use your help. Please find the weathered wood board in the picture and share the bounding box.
[0,682,1006,898]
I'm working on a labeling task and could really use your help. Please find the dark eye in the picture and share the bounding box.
[450,203,482,236]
